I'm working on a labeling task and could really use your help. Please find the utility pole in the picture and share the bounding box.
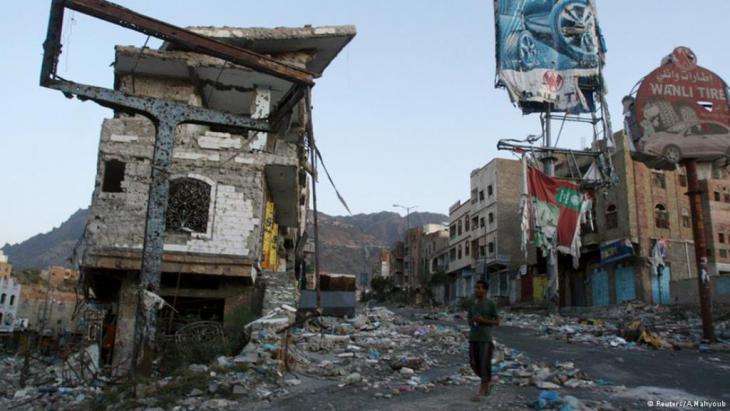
[684,159,715,341]
[542,105,559,314]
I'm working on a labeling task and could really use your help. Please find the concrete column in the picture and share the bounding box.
[248,88,271,151]
[113,274,138,375]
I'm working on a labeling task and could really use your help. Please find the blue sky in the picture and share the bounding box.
[1,0,729,246]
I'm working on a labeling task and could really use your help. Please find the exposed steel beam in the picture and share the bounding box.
[64,0,316,85]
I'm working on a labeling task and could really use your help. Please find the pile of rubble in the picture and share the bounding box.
[0,304,629,410]
[502,301,730,352]
[0,347,106,411]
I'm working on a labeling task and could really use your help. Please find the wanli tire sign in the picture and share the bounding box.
[625,47,730,167]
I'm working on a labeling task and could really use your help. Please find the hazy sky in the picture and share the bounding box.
[1,1,729,246]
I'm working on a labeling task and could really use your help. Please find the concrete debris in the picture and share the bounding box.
[0,304,639,410]
[499,301,730,352]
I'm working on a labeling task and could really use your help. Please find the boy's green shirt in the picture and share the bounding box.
[467,298,498,342]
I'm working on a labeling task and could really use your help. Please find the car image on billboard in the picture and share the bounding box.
[626,47,730,167]
[639,121,730,164]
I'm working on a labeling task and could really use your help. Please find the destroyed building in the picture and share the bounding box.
[0,251,20,333]
[556,132,730,307]
[77,26,355,372]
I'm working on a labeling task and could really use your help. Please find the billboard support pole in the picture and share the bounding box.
[684,159,715,342]
[542,104,559,314]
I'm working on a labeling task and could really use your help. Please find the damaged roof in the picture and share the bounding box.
[169,25,357,75]
[115,25,355,116]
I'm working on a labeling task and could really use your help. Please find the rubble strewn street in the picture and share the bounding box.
[500,301,730,352]
[3,303,729,410]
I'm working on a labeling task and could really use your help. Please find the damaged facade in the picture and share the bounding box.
[77,26,355,372]
[565,132,730,307]
[441,159,536,305]
[0,251,20,333]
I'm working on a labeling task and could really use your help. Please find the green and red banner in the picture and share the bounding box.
[527,166,585,257]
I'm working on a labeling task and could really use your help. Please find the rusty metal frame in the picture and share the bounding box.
[39,0,314,374]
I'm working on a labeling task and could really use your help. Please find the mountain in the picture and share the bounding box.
[2,208,89,270]
[2,208,447,275]
[312,211,448,275]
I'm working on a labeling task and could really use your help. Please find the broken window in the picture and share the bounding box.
[654,204,670,229]
[681,208,690,228]
[605,204,618,229]
[166,178,212,234]
[652,171,666,189]
[102,160,126,193]
[471,216,479,231]
[487,185,493,197]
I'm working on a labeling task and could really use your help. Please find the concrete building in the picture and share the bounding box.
[0,252,21,333]
[560,131,730,307]
[373,250,391,279]
[402,224,448,303]
[76,26,354,371]
[389,242,405,289]
[17,286,77,335]
[424,228,451,305]
[469,159,536,304]
[447,200,474,301]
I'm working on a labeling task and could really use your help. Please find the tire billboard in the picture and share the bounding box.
[494,0,606,114]
[625,47,730,166]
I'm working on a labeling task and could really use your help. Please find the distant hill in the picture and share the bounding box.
[2,208,88,270]
[2,208,447,275]
[312,211,448,275]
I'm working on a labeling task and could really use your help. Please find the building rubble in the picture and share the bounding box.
[1,304,633,410]
[498,301,730,352]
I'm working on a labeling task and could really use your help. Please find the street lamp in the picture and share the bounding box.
[392,204,418,232]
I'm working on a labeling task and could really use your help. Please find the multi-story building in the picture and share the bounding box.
[561,131,730,307]
[75,26,354,371]
[424,227,451,305]
[402,224,448,303]
[373,250,391,279]
[469,159,535,303]
[0,252,21,333]
[403,224,448,293]
[389,241,405,289]
[447,200,474,301]
[702,169,730,286]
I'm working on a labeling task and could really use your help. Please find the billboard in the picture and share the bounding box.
[495,0,605,113]
[626,47,730,166]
